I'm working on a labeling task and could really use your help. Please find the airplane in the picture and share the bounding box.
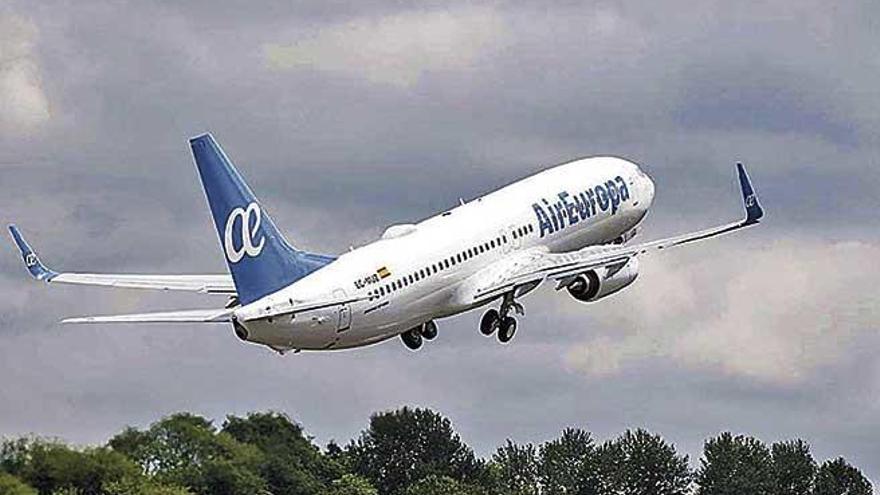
[9,133,764,353]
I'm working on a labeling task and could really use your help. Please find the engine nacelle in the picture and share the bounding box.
[567,258,639,303]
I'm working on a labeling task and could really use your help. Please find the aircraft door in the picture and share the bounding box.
[334,289,352,332]
[337,305,351,332]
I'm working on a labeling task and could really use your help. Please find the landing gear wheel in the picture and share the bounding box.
[480,309,500,336]
[498,316,517,344]
[422,321,438,340]
[401,329,423,350]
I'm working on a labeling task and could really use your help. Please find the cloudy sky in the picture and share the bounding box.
[1,0,879,481]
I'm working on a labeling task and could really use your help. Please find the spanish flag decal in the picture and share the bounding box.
[377,266,391,279]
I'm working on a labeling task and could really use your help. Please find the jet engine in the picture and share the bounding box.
[567,258,639,303]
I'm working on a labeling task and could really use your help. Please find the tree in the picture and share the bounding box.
[0,472,37,495]
[538,428,599,495]
[490,440,540,495]
[601,429,691,495]
[107,413,265,495]
[771,440,816,495]
[16,441,139,495]
[813,457,873,495]
[696,432,773,495]
[1,438,32,475]
[347,407,483,495]
[222,412,343,495]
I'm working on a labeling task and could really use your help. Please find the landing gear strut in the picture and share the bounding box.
[480,292,523,344]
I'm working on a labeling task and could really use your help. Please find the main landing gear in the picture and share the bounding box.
[480,293,523,344]
[401,320,438,351]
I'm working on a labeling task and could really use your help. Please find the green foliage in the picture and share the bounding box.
[103,477,191,495]
[814,457,873,495]
[347,407,483,495]
[222,411,342,495]
[107,413,265,495]
[0,472,37,495]
[1,439,32,475]
[490,440,540,495]
[771,440,816,495]
[600,429,691,495]
[1,409,874,495]
[403,475,487,495]
[538,428,598,495]
[321,474,378,495]
[18,441,138,495]
[696,432,773,495]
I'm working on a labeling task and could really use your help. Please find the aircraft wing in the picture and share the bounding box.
[471,163,764,302]
[8,225,236,294]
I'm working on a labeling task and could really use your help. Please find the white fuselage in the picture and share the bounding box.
[235,156,655,351]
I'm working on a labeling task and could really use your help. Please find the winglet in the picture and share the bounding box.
[8,225,58,281]
[736,163,764,225]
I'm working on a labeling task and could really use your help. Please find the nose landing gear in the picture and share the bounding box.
[480,292,523,344]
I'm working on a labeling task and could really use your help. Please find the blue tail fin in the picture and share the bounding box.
[189,133,333,304]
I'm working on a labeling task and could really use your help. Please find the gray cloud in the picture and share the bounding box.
[1,0,879,484]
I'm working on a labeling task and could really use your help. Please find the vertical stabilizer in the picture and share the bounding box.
[189,133,331,304]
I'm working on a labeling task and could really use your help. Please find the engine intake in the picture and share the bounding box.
[567,258,639,302]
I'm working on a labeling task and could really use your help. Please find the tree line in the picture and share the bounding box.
[0,407,872,495]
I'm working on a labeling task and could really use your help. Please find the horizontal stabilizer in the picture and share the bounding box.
[62,308,232,324]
